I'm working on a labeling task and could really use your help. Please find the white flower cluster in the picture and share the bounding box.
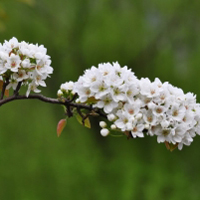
[0,37,53,96]
[58,62,200,150]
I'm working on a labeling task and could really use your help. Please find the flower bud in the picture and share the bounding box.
[57,89,63,97]
[107,114,116,121]
[111,124,116,129]
[99,121,107,128]
[100,128,110,137]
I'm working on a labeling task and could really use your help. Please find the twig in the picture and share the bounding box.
[0,94,107,118]
[13,81,22,96]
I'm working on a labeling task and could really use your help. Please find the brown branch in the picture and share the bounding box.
[0,94,62,106]
[0,93,107,118]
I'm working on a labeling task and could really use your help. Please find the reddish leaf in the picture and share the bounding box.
[4,89,9,97]
[57,119,67,137]
[165,141,178,152]
[0,80,9,97]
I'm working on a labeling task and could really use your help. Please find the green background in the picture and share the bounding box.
[1,0,200,199]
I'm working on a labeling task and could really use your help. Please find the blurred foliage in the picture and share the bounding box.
[1,0,200,199]
[0,0,35,32]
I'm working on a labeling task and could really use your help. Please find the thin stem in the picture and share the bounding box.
[0,94,60,106]
[13,81,22,96]
[0,93,107,118]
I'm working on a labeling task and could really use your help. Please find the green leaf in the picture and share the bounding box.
[84,117,91,129]
[86,97,98,104]
[57,119,67,137]
[76,114,91,129]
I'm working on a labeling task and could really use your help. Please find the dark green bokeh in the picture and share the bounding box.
[1,0,200,199]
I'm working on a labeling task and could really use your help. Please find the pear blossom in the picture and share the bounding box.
[60,81,74,92]
[143,110,157,126]
[0,51,8,74]
[5,53,21,72]
[0,37,53,96]
[13,70,29,82]
[90,81,110,99]
[4,37,19,51]
[94,94,118,113]
[57,61,200,150]
[26,82,41,97]
[6,78,18,90]
[115,111,134,131]
[131,123,145,138]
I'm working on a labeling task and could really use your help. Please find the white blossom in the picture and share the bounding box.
[131,123,145,138]
[0,37,53,96]
[58,62,200,150]
[5,53,21,72]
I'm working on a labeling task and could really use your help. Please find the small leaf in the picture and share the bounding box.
[4,89,9,97]
[76,114,91,129]
[86,97,98,104]
[0,80,9,97]
[57,119,67,137]
[165,141,178,152]
[84,117,91,129]
[76,113,83,125]
[164,141,170,150]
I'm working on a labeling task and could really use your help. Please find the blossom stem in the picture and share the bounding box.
[0,94,106,118]
[13,81,22,96]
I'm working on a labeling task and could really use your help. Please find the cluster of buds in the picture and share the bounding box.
[58,62,200,150]
[0,37,53,96]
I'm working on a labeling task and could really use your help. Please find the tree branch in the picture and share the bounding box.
[0,94,61,106]
[0,93,107,118]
